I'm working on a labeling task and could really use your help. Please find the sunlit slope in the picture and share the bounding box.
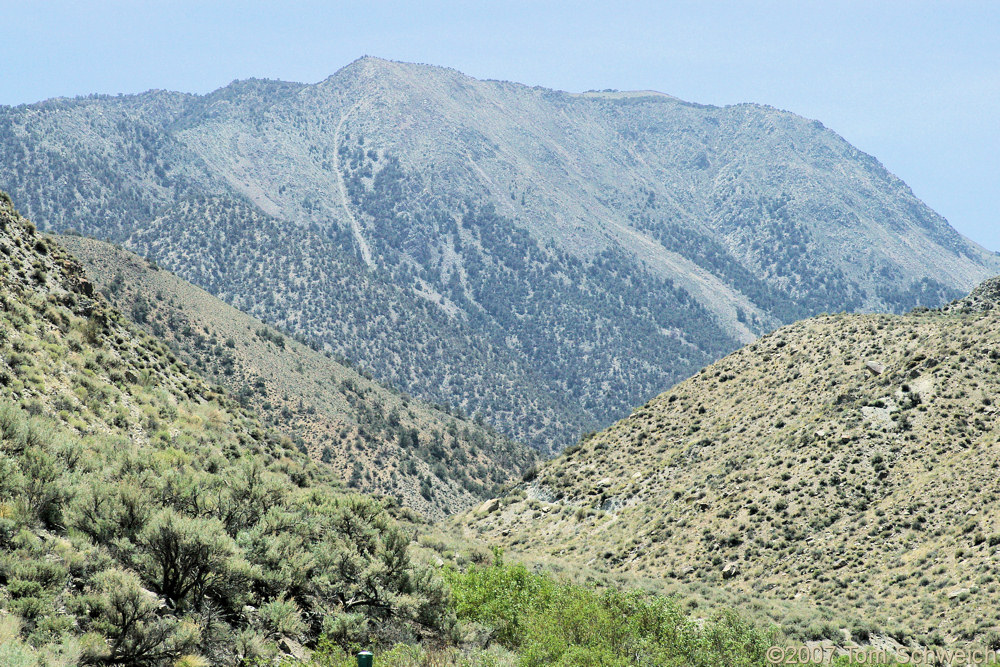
[461,280,1000,644]
[0,193,455,664]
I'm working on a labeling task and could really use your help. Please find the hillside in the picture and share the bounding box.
[0,189,782,667]
[2,57,997,451]
[56,233,535,519]
[0,192,465,664]
[460,280,1000,648]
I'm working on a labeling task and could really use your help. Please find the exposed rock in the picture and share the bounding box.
[867,633,909,655]
[601,496,622,512]
[947,587,970,600]
[525,483,556,503]
[479,498,500,514]
[943,276,1000,313]
[865,361,885,376]
[279,636,309,661]
[722,561,740,579]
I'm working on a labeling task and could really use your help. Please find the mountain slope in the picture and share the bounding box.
[0,192,454,664]
[56,233,535,519]
[460,281,1000,646]
[2,58,996,452]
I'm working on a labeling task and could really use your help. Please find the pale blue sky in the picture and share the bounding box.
[1,1,997,249]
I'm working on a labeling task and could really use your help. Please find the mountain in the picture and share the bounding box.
[56,233,535,519]
[2,57,996,452]
[458,280,1000,648]
[0,192,457,664]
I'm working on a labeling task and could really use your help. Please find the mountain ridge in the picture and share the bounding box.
[1,57,994,451]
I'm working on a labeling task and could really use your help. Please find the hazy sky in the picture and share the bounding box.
[2,1,997,249]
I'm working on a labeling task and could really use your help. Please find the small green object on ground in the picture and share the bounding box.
[357,650,374,667]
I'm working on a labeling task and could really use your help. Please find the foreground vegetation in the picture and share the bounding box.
[279,555,775,666]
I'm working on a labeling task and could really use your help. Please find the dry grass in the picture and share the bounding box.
[459,290,1000,646]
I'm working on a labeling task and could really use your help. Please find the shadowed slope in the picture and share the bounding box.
[57,233,535,520]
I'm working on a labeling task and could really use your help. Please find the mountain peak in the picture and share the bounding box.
[327,55,465,85]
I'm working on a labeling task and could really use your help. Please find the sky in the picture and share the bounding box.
[1,1,997,249]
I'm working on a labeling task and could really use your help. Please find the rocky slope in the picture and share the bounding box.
[57,233,534,519]
[460,280,1000,647]
[2,57,996,451]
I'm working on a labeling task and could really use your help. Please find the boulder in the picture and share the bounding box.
[478,498,500,514]
[865,361,885,376]
[279,636,309,661]
[722,561,740,579]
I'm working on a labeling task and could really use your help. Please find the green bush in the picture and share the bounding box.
[445,557,774,666]
[139,508,236,610]
[446,552,554,647]
[260,596,307,637]
[85,568,196,665]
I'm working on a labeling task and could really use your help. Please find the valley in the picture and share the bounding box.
[0,190,773,667]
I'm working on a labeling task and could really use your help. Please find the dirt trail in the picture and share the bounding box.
[333,104,375,269]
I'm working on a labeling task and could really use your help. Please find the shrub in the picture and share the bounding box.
[446,555,554,647]
[445,557,773,666]
[85,569,195,665]
[139,509,236,610]
[260,596,307,637]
